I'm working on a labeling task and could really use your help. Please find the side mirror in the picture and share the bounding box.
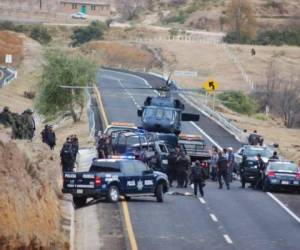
[143,169,153,175]
[137,109,143,117]
[181,113,200,121]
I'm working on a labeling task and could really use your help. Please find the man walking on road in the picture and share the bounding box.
[227,147,235,182]
[217,152,230,189]
[191,160,206,197]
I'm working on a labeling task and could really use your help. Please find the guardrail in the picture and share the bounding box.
[86,89,96,138]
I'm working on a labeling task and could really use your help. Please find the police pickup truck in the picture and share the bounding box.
[62,157,169,207]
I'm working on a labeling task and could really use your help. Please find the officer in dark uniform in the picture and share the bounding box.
[217,152,230,189]
[255,154,266,189]
[191,160,206,197]
[239,155,248,188]
[176,151,190,188]
[60,138,75,172]
[167,149,178,187]
[269,151,279,161]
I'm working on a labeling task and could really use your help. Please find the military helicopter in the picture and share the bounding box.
[136,75,200,135]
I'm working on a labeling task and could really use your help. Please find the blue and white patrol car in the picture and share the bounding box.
[62,156,169,207]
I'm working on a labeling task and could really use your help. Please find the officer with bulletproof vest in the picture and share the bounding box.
[60,137,76,172]
[239,155,248,188]
[217,151,230,189]
[191,160,206,197]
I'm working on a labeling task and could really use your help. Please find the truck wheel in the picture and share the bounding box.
[156,184,164,202]
[107,185,120,203]
[73,196,87,207]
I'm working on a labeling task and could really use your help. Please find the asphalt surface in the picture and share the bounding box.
[91,69,300,250]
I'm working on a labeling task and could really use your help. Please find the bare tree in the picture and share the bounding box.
[273,75,300,128]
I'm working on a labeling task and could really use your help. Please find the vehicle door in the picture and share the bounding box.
[120,161,141,194]
[134,160,156,193]
[155,142,169,172]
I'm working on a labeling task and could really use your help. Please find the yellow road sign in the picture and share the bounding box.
[202,79,219,92]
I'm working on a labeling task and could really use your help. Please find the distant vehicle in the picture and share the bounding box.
[262,161,300,192]
[239,157,260,188]
[71,12,87,19]
[235,145,274,164]
[104,122,137,139]
[178,133,211,177]
[62,158,169,206]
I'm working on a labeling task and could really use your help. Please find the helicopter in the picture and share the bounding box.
[136,75,200,135]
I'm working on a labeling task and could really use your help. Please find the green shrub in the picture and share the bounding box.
[217,91,258,115]
[0,21,30,33]
[224,30,300,46]
[30,25,52,44]
[71,21,106,47]
[163,11,187,24]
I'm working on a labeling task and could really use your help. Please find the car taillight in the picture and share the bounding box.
[95,176,102,186]
[268,171,276,177]
[296,173,300,180]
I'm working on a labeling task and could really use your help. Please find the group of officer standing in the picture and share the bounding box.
[0,106,35,140]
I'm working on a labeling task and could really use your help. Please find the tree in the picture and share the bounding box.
[224,0,257,43]
[30,25,52,44]
[273,76,300,128]
[71,21,106,47]
[36,51,97,122]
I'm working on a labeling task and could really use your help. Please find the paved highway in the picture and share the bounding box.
[76,69,300,250]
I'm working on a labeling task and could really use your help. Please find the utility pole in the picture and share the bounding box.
[39,0,42,10]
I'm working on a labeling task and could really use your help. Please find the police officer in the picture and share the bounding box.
[60,138,75,172]
[227,147,235,182]
[191,160,206,197]
[176,151,190,188]
[0,106,15,127]
[255,154,266,189]
[248,130,259,145]
[41,125,56,150]
[239,155,248,188]
[167,149,178,187]
[217,152,230,189]
[22,109,35,140]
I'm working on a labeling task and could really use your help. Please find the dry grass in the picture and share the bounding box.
[81,40,161,70]
[0,31,24,67]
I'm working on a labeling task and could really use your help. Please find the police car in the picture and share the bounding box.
[62,156,169,207]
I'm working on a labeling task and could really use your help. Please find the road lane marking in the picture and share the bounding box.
[199,197,206,204]
[223,234,233,244]
[121,201,138,250]
[267,192,300,224]
[94,85,109,128]
[210,213,218,222]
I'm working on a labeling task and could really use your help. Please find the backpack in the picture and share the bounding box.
[193,165,203,180]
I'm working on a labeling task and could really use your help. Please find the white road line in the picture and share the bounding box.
[223,234,233,244]
[198,197,206,204]
[267,192,300,224]
[190,121,222,150]
[209,213,218,222]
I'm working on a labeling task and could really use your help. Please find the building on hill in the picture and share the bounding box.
[0,0,112,21]
[60,0,111,16]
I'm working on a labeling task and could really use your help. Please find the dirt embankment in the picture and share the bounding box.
[0,31,24,67]
[0,130,68,249]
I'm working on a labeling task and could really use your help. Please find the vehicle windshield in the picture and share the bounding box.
[106,127,136,136]
[268,162,298,172]
[143,107,175,121]
[127,136,140,146]
[244,147,273,158]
